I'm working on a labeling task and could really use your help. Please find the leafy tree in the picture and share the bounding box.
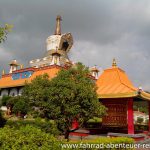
[23,73,51,118]
[134,101,148,114]
[0,95,11,106]
[6,96,17,109]
[0,24,13,43]
[23,63,106,139]
[3,96,29,116]
[12,96,29,116]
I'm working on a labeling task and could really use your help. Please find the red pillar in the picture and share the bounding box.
[149,102,150,132]
[71,119,79,129]
[128,98,134,134]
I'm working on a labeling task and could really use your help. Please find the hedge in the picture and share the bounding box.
[0,125,60,150]
[6,119,60,136]
[0,124,134,150]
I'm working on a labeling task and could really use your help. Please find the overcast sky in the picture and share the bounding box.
[0,0,150,90]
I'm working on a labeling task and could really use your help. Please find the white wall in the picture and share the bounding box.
[1,89,9,97]
[9,88,18,96]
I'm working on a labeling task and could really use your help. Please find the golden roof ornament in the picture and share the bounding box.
[20,64,24,69]
[54,15,62,35]
[112,58,117,67]
[2,69,5,75]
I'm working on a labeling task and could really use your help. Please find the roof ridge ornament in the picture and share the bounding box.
[2,69,5,75]
[112,58,117,67]
[54,15,62,35]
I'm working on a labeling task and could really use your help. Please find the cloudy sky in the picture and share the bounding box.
[0,0,150,90]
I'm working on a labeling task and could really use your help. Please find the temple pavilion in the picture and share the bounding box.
[0,16,150,135]
[96,59,150,134]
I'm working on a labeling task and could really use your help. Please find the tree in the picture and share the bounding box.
[12,96,29,116]
[0,95,11,106]
[23,63,106,139]
[47,63,106,139]
[23,74,51,118]
[0,24,13,43]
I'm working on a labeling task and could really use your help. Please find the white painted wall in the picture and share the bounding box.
[18,88,23,95]
[1,89,9,97]
[9,88,18,96]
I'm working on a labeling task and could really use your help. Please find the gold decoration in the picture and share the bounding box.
[112,58,117,67]
[20,64,24,69]
[2,69,5,75]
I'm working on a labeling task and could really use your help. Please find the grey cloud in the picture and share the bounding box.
[0,0,150,90]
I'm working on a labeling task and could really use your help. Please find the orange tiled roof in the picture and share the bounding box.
[0,65,61,88]
[96,65,138,98]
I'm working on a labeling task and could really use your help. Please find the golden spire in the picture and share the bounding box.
[112,58,117,67]
[20,64,24,69]
[54,15,62,35]
[2,69,5,75]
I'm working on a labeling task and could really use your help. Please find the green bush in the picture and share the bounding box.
[0,111,6,127]
[6,96,17,107]
[135,124,148,131]
[88,117,102,123]
[0,125,60,150]
[0,95,11,106]
[12,98,28,115]
[137,117,144,124]
[6,119,60,136]
[6,96,29,116]
[145,119,149,124]
[61,137,134,150]
[1,121,135,150]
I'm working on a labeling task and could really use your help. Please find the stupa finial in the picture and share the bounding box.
[112,58,117,67]
[2,69,5,75]
[54,15,62,35]
[20,64,24,69]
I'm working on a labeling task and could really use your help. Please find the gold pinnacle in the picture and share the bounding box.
[2,69,5,75]
[54,15,62,35]
[20,64,24,69]
[112,58,117,67]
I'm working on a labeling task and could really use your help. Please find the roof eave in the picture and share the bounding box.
[137,91,150,101]
[98,92,137,99]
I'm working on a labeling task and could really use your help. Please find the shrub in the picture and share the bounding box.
[5,96,29,116]
[0,125,60,150]
[6,96,17,108]
[12,98,28,115]
[135,124,148,131]
[6,119,60,136]
[145,119,149,124]
[0,111,6,127]
[137,117,144,124]
[0,95,11,106]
